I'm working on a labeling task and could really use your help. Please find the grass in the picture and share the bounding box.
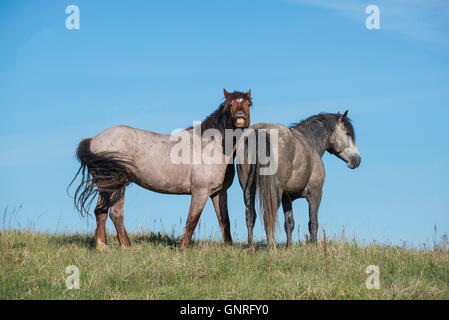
[1,230,448,300]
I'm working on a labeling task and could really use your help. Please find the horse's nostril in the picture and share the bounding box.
[350,155,361,169]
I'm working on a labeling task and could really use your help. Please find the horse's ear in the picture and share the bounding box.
[340,110,349,121]
[247,89,251,98]
[223,88,230,99]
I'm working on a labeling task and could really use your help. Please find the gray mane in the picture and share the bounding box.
[290,113,355,145]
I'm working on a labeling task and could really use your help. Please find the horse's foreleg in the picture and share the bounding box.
[211,190,233,245]
[109,188,131,247]
[306,190,322,244]
[180,191,209,248]
[282,194,294,247]
[94,191,110,249]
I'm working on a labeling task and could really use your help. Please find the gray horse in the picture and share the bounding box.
[237,111,361,247]
[70,89,252,248]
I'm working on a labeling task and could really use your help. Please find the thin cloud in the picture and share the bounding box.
[289,0,449,45]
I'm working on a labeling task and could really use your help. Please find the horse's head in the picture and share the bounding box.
[223,88,252,129]
[328,110,361,169]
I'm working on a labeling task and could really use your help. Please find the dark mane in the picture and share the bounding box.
[187,91,251,134]
[196,102,232,134]
[290,113,355,151]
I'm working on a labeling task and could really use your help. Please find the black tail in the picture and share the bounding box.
[68,138,136,216]
[243,129,280,245]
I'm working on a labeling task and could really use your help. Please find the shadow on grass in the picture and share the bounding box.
[49,234,97,249]
[246,241,268,251]
[44,230,318,251]
[132,232,180,248]
[238,239,325,251]
[48,232,182,249]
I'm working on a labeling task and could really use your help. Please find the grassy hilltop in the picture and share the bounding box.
[1,230,448,299]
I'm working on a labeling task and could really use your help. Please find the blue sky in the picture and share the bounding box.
[1,0,448,247]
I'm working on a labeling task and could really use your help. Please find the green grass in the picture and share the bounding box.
[1,230,448,299]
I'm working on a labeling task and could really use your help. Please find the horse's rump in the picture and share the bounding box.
[238,128,281,242]
[69,138,137,216]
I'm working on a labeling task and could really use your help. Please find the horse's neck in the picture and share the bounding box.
[185,104,237,158]
[200,105,231,134]
[291,127,330,157]
[203,107,238,157]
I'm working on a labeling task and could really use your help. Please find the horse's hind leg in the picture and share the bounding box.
[282,194,294,247]
[244,184,256,248]
[211,190,233,245]
[94,191,110,249]
[109,188,131,247]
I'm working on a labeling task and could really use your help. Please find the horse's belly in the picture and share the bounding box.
[283,143,312,194]
[133,156,192,194]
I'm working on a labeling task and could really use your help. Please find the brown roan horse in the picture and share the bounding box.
[70,89,252,248]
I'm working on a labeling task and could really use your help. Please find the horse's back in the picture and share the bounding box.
[88,125,192,193]
[90,125,172,154]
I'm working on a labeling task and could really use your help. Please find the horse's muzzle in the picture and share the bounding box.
[348,155,361,169]
[233,111,247,128]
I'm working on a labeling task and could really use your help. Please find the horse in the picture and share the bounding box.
[236,111,361,247]
[69,89,252,248]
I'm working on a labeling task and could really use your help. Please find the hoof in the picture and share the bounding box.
[180,241,190,249]
[117,235,131,247]
[95,240,108,251]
